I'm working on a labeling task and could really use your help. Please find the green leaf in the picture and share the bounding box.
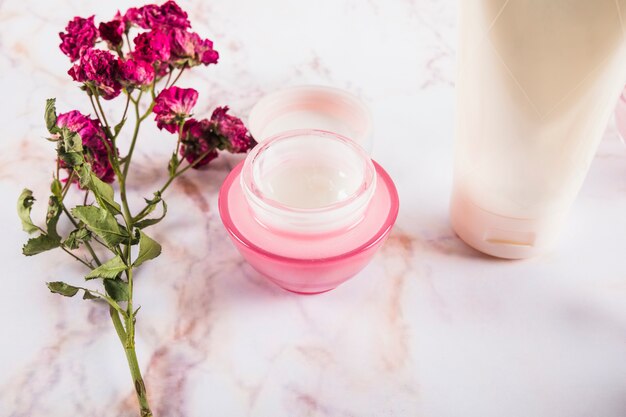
[85,255,127,280]
[45,196,62,241]
[135,199,167,229]
[142,191,162,215]
[57,128,84,168]
[63,227,91,250]
[20,194,62,254]
[144,191,162,206]
[77,164,121,214]
[77,164,91,189]
[113,117,126,136]
[82,289,99,300]
[58,146,84,167]
[168,153,179,177]
[22,234,61,256]
[17,189,39,234]
[62,128,83,153]
[133,231,162,267]
[45,98,58,134]
[103,278,129,301]
[51,179,63,199]
[72,205,128,248]
[47,281,80,297]
[58,151,84,167]
[47,282,99,300]
[48,282,124,313]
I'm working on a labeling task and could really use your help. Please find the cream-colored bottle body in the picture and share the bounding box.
[451,0,626,258]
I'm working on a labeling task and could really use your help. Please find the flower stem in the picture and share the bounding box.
[109,91,153,416]
[89,94,103,124]
[60,171,75,199]
[132,148,213,223]
[122,99,142,179]
[125,344,152,417]
[175,121,184,155]
[60,246,93,268]
[125,33,132,55]
[110,307,153,417]
[118,94,132,136]
[117,98,142,230]
[94,95,113,139]
[78,82,156,417]
[167,66,186,88]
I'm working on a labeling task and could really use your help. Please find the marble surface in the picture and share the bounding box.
[2,0,626,416]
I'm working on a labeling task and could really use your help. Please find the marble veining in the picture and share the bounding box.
[1,0,626,416]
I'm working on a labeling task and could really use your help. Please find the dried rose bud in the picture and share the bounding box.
[193,35,219,66]
[168,29,219,68]
[119,58,155,88]
[57,111,115,183]
[153,86,199,133]
[68,48,122,100]
[99,12,125,49]
[125,1,190,30]
[210,106,255,153]
[179,118,218,168]
[132,29,171,64]
[59,16,98,62]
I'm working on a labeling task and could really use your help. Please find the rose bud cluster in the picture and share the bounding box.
[152,86,255,167]
[59,0,219,97]
[57,0,252,174]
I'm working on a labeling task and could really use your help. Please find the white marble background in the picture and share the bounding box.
[1,0,626,416]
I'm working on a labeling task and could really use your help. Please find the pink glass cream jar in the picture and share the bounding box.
[218,129,399,294]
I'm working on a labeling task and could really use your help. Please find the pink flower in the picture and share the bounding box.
[193,36,219,66]
[57,111,102,148]
[99,12,126,48]
[68,49,122,100]
[57,111,115,183]
[178,109,254,168]
[210,106,254,153]
[59,16,98,62]
[125,1,190,30]
[124,7,147,28]
[153,86,198,133]
[179,118,218,167]
[168,29,196,67]
[133,30,171,64]
[119,58,155,88]
[168,29,219,68]
[152,1,190,29]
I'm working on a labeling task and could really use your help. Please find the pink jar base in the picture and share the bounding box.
[218,161,399,294]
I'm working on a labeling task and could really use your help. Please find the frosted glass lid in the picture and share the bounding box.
[247,85,373,153]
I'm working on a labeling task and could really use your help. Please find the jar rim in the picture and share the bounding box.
[240,129,376,215]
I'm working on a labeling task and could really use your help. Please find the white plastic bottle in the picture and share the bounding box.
[451,0,626,259]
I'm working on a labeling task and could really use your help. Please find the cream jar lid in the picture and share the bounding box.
[247,85,373,153]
